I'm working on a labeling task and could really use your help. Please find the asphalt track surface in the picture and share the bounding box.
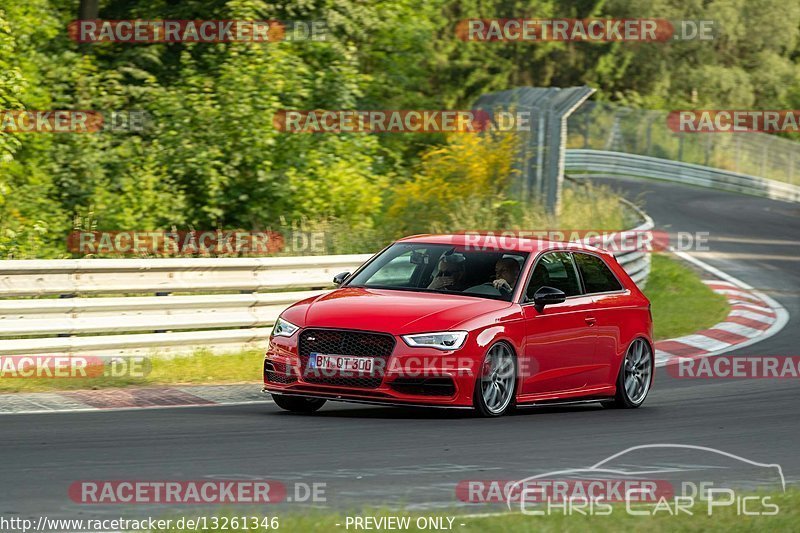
[1,176,798,523]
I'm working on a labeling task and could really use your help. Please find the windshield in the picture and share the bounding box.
[346,243,529,301]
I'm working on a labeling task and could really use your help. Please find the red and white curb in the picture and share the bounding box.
[655,251,789,367]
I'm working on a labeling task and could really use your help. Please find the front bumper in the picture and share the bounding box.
[263,329,483,408]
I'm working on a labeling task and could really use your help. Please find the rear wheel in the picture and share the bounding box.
[473,343,517,417]
[603,338,653,409]
[272,394,326,414]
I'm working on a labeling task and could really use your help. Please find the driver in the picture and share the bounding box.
[427,253,468,291]
[492,257,521,294]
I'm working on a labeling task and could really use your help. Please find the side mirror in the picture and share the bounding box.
[333,272,351,287]
[532,286,566,309]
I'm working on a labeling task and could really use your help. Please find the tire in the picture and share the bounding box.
[473,342,517,417]
[604,338,653,409]
[272,394,326,414]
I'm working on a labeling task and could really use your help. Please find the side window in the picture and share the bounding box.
[526,252,582,300]
[367,251,420,286]
[574,253,623,293]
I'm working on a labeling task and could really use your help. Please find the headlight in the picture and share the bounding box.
[401,331,467,351]
[271,317,299,338]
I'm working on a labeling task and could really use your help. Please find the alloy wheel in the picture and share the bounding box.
[480,343,516,414]
[623,338,652,405]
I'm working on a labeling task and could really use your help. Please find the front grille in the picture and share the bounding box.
[298,329,395,389]
[264,360,297,384]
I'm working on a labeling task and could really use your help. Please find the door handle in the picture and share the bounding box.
[585,316,597,326]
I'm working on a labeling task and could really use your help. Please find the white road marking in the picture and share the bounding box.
[712,321,768,339]
[666,334,730,352]
[729,302,777,314]
[727,309,775,324]
[692,251,800,262]
[714,288,770,301]
[710,236,800,247]
[702,279,738,288]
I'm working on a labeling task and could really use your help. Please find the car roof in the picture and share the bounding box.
[395,233,612,256]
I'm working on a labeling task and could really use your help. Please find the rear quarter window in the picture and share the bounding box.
[574,253,623,293]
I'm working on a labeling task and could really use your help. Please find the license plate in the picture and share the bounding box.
[308,353,374,373]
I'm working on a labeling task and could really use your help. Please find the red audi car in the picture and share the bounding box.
[263,234,654,417]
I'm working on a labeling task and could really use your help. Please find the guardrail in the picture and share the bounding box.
[0,256,369,357]
[566,149,800,203]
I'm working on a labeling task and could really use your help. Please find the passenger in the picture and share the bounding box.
[427,253,468,291]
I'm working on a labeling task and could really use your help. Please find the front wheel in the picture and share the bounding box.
[604,338,653,409]
[272,394,326,414]
[473,343,517,417]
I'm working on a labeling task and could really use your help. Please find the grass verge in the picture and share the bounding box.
[0,254,729,394]
[645,253,730,340]
[0,350,262,393]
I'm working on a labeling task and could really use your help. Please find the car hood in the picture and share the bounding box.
[283,287,513,335]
